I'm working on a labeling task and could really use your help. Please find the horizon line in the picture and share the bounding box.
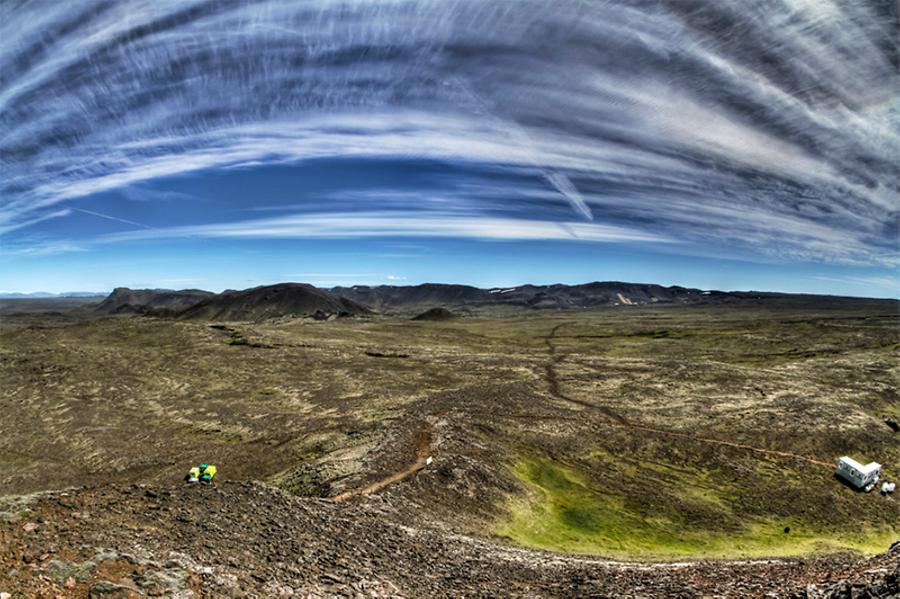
[2,278,897,302]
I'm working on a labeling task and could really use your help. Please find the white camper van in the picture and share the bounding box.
[835,456,881,490]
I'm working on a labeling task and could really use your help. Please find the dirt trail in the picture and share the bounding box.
[335,317,831,506]
[626,423,833,467]
[544,322,629,425]
[543,322,832,469]
[331,422,433,502]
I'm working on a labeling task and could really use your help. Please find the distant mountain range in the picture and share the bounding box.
[329,282,724,310]
[84,281,897,322]
[0,291,105,299]
[96,284,370,320]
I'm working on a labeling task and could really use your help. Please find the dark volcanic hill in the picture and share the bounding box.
[95,287,214,316]
[331,283,486,310]
[412,307,457,321]
[331,281,728,310]
[179,283,370,321]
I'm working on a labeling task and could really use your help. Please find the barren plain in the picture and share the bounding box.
[0,297,897,596]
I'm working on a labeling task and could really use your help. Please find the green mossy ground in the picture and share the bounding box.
[497,458,896,559]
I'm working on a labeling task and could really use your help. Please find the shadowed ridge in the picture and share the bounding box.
[411,307,457,321]
[179,283,371,321]
[95,287,214,316]
[331,283,488,310]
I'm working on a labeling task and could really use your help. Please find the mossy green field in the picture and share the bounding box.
[498,458,896,559]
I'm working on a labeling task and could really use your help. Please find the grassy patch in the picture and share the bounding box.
[496,458,895,560]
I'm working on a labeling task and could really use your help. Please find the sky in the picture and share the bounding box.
[1,0,897,298]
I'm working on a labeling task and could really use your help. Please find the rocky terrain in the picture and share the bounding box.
[1,295,897,596]
[2,482,898,598]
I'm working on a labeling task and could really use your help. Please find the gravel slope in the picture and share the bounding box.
[1,481,897,598]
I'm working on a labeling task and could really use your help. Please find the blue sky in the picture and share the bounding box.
[1,1,897,298]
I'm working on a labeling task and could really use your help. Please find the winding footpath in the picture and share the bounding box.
[542,322,832,469]
[331,422,434,503]
[334,320,831,505]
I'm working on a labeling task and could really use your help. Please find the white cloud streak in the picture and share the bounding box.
[73,208,151,229]
[810,275,899,290]
[0,0,897,265]
[0,209,72,235]
[0,240,87,257]
[98,212,672,245]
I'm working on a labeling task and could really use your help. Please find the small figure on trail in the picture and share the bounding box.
[199,464,217,485]
[185,466,201,483]
[185,464,217,484]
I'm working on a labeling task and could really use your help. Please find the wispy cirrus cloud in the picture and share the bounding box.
[98,212,672,245]
[73,208,151,229]
[118,186,195,203]
[0,0,897,267]
[0,209,72,235]
[0,240,87,258]
[810,275,899,290]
